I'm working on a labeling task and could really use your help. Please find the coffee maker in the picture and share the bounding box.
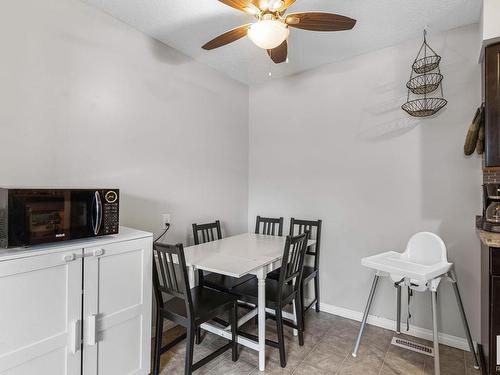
[481,183,500,232]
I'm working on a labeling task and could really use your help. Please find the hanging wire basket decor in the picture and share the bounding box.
[402,30,447,118]
[412,55,441,74]
[406,73,443,95]
[401,98,448,117]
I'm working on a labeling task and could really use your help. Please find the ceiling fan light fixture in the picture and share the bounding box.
[269,0,284,11]
[247,20,289,49]
[259,0,270,10]
[244,4,260,14]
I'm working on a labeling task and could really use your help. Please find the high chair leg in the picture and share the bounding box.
[396,284,402,334]
[431,291,440,375]
[449,269,480,370]
[352,274,379,357]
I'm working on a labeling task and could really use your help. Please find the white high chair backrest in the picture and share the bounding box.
[403,232,448,266]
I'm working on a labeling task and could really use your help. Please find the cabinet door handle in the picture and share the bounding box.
[87,314,97,346]
[70,320,81,354]
[63,254,76,262]
[63,253,86,262]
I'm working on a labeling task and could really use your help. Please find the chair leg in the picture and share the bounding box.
[231,301,239,362]
[300,282,306,331]
[295,294,305,346]
[153,313,163,375]
[185,326,196,375]
[275,308,287,367]
[195,327,201,345]
[314,272,320,312]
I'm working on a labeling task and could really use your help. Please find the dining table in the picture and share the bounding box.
[183,232,316,372]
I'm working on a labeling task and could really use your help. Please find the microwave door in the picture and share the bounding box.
[69,191,100,239]
[19,190,70,245]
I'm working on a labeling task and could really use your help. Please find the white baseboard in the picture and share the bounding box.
[318,302,473,352]
[153,301,473,352]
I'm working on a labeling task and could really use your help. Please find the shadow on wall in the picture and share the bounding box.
[355,44,420,141]
[149,38,193,66]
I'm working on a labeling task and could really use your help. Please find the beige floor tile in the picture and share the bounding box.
[299,343,347,373]
[337,352,385,375]
[154,314,472,375]
[381,345,425,375]
[464,351,481,374]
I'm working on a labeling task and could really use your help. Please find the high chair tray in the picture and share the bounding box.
[361,251,452,283]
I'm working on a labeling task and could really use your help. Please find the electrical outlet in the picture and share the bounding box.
[162,214,171,229]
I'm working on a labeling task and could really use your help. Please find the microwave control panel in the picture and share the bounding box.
[103,190,119,235]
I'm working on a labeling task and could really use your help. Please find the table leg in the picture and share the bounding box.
[257,266,267,372]
[188,266,197,289]
[292,299,298,336]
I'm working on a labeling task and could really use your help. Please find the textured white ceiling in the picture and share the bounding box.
[82,0,480,84]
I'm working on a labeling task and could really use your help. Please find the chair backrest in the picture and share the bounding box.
[255,215,284,236]
[289,218,322,271]
[192,220,222,245]
[152,242,193,320]
[403,232,448,266]
[278,232,310,301]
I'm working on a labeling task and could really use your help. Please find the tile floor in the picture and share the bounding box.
[155,310,480,375]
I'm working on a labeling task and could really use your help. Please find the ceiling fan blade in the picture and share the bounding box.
[218,0,260,14]
[202,24,251,50]
[267,40,287,64]
[286,12,356,31]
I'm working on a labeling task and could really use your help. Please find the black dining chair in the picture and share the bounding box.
[268,219,322,326]
[255,215,284,236]
[192,220,254,343]
[232,232,309,368]
[152,242,238,375]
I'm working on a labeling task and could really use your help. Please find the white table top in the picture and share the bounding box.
[184,233,316,278]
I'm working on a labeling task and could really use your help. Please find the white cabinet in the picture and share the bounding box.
[83,238,152,375]
[0,249,82,375]
[0,228,152,375]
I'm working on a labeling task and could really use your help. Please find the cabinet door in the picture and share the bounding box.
[492,276,500,374]
[485,42,500,167]
[0,250,83,375]
[83,237,152,375]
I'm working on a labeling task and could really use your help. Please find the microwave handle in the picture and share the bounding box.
[92,191,103,235]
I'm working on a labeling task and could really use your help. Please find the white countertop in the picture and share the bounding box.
[0,226,152,262]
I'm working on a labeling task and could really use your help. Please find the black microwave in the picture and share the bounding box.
[0,188,119,248]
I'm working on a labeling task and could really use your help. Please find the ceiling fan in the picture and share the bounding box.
[202,0,357,64]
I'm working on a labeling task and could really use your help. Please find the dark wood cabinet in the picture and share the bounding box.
[485,43,500,167]
[481,245,500,374]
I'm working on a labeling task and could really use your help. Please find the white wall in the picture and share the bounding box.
[0,0,484,344]
[0,0,249,243]
[249,24,482,340]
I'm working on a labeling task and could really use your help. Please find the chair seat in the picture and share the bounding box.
[267,265,317,282]
[161,286,236,325]
[231,277,296,309]
[203,272,255,291]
